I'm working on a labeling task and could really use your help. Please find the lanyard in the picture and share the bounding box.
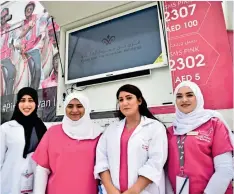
[177,136,186,176]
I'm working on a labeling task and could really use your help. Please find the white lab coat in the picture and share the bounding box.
[94,116,168,194]
[0,120,36,194]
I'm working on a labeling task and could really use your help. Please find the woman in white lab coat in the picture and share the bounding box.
[94,84,168,194]
[0,87,47,194]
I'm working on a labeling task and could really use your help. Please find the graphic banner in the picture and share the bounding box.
[0,1,61,123]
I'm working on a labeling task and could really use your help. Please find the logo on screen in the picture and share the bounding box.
[102,35,115,45]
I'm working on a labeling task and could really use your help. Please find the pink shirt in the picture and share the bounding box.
[167,118,233,194]
[41,72,57,89]
[32,124,99,194]
[119,126,135,192]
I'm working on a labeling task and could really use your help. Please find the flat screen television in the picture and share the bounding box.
[65,3,168,85]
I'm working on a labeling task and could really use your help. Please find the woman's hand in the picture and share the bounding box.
[106,185,121,194]
[122,188,139,194]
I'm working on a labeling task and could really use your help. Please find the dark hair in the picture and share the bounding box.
[116,84,163,125]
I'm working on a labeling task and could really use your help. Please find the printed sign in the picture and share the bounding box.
[164,1,233,109]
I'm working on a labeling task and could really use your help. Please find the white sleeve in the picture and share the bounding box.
[37,15,46,37]
[138,123,168,185]
[204,152,233,194]
[7,31,13,46]
[94,130,109,180]
[0,125,7,170]
[13,29,22,48]
[34,165,50,194]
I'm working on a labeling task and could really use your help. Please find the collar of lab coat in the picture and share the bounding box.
[116,116,155,137]
[6,120,22,127]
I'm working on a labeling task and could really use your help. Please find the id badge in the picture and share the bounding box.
[20,170,34,193]
[176,176,189,194]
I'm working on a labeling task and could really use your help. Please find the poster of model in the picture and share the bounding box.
[1,1,62,123]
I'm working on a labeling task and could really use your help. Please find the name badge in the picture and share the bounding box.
[186,131,198,136]
[176,176,189,194]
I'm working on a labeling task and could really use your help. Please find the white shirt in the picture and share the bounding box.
[94,116,168,194]
[0,120,36,194]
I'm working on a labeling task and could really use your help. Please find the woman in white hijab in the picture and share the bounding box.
[166,81,233,194]
[32,92,103,194]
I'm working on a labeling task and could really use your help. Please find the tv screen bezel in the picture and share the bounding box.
[65,2,168,85]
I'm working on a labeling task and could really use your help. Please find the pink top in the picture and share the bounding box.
[32,124,100,194]
[167,118,233,194]
[0,23,12,60]
[41,72,57,89]
[119,126,135,192]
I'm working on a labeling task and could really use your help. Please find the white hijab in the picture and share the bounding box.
[62,92,103,140]
[173,81,233,146]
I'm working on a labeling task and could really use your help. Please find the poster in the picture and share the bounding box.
[164,1,233,109]
[0,1,61,123]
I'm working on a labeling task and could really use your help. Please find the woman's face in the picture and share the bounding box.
[176,86,197,114]
[65,98,85,121]
[52,54,59,74]
[118,91,142,118]
[18,95,36,116]
[25,5,34,17]
[1,14,7,25]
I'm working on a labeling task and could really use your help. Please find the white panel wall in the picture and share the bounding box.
[222,1,234,30]
[40,1,131,27]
